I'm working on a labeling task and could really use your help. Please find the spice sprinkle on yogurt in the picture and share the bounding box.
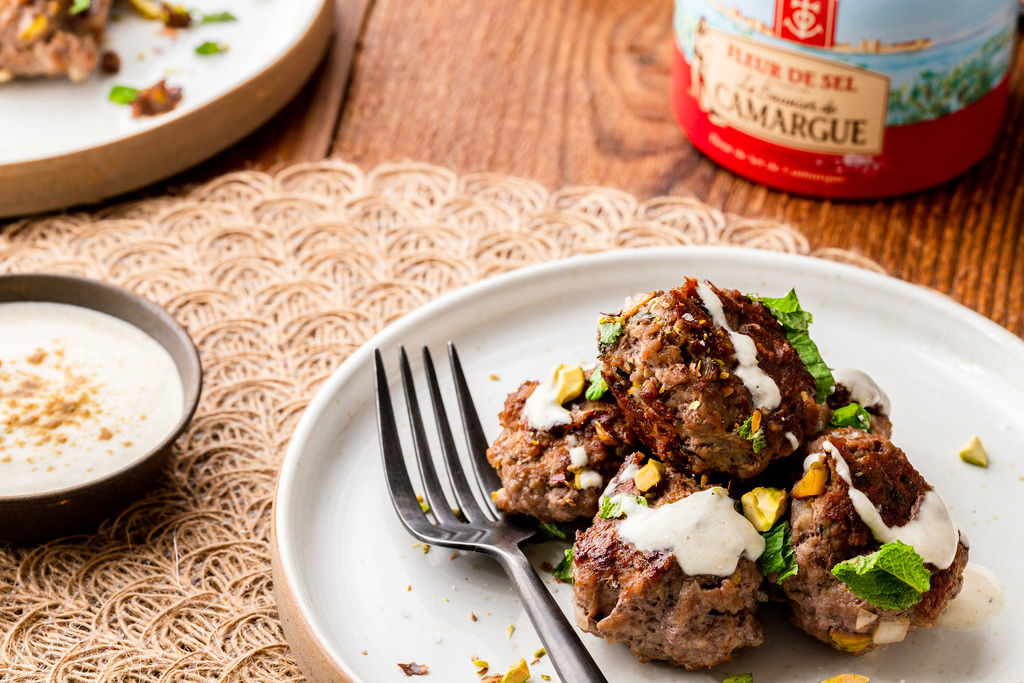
[0,302,184,496]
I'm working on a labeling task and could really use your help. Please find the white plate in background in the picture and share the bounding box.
[0,0,331,216]
[273,247,1024,683]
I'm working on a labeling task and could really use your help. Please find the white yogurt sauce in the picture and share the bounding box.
[696,283,781,412]
[578,470,603,489]
[523,367,572,431]
[0,302,184,496]
[615,487,766,577]
[808,442,959,569]
[936,563,1004,630]
[831,368,891,415]
[568,445,589,470]
[784,431,799,451]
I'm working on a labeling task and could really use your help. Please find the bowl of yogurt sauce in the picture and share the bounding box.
[0,274,201,540]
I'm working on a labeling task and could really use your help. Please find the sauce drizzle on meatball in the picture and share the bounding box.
[831,368,891,415]
[696,282,781,412]
[810,441,959,569]
[615,486,766,576]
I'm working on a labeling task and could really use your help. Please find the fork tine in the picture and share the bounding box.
[398,347,460,527]
[374,349,438,540]
[421,347,491,524]
[448,343,503,507]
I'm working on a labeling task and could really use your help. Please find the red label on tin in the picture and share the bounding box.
[773,0,838,48]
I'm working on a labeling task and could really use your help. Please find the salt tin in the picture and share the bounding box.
[671,0,1018,197]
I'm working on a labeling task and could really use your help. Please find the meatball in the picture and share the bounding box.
[0,0,114,82]
[486,379,636,522]
[828,368,893,437]
[573,454,765,668]
[599,278,826,479]
[781,428,967,655]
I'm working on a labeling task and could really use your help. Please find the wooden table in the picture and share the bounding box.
[189,0,1024,337]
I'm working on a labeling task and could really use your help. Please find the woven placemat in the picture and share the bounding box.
[0,161,882,681]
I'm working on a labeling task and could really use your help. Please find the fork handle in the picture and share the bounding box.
[495,550,608,683]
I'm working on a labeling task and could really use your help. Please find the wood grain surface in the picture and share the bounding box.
[211,0,1024,336]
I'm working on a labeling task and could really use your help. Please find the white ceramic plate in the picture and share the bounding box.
[273,247,1024,683]
[0,0,330,216]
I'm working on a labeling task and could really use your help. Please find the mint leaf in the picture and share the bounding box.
[756,289,813,332]
[585,367,608,401]
[754,290,835,403]
[201,11,237,22]
[70,0,90,14]
[723,675,754,683]
[551,546,574,583]
[830,402,872,431]
[598,494,647,519]
[759,521,797,580]
[196,41,228,55]
[109,85,139,105]
[537,522,567,541]
[737,415,768,453]
[831,541,930,610]
[598,320,623,348]
[788,330,834,403]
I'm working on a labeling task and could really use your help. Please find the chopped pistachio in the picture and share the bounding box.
[854,608,878,630]
[533,647,546,659]
[792,461,829,498]
[501,658,530,683]
[506,624,514,638]
[958,435,988,467]
[828,630,872,653]
[633,460,665,492]
[593,421,617,445]
[491,488,503,502]
[473,659,488,668]
[740,487,788,532]
[553,364,585,404]
[127,0,165,19]
[18,15,48,42]
[871,619,909,644]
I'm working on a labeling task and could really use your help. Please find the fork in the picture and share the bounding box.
[374,343,608,683]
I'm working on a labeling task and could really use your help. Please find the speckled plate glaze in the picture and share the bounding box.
[273,247,1024,683]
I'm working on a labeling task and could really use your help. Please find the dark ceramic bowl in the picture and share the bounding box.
[0,274,202,541]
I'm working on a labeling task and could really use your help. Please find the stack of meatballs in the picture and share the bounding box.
[486,277,968,669]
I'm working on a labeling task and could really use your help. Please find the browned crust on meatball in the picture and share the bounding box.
[599,279,825,479]
[0,0,114,81]
[485,380,637,522]
[783,428,967,654]
[572,454,765,669]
